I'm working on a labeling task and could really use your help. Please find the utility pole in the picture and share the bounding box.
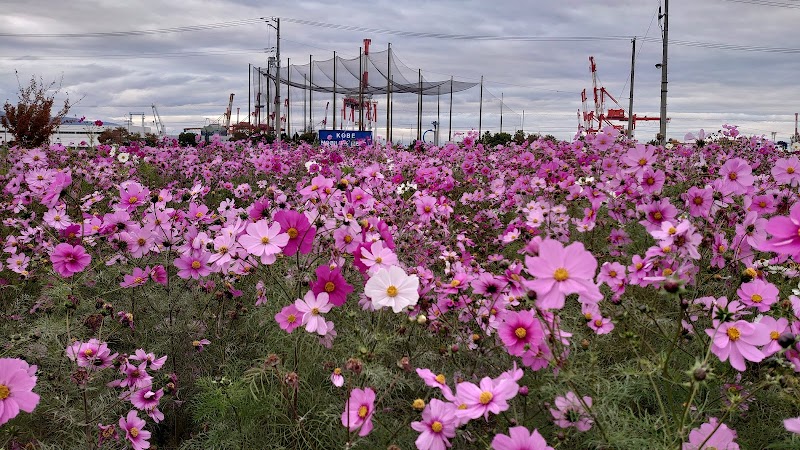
[771,131,777,142]
[628,37,636,139]
[659,1,669,144]
[309,54,313,132]
[479,76,484,138]
[267,17,281,144]
[386,43,391,143]
[448,76,453,141]
[332,51,337,131]
[500,92,504,134]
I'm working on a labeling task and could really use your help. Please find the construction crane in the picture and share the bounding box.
[151,104,166,137]
[224,93,235,131]
[578,56,663,135]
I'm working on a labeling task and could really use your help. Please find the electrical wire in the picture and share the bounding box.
[0,18,263,38]
[1,48,269,60]
[718,0,800,8]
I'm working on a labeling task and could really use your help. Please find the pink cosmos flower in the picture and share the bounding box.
[66,339,118,370]
[295,291,333,335]
[524,239,602,310]
[275,304,303,333]
[97,423,119,446]
[718,158,754,195]
[638,198,678,231]
[758,316,789,357]
[238,220,289,265]
[121,362,153,389]
[41,170,72,208]
[128,385,164,422]
[119,181,150,212]
[121,267,150,288]
[736,279,778,312]
[455,376,519,421]
[274,209,316,256]
[310,265,353,306]
[550,391,593,431]
[0,358,40,426]
[129,350,167,370]
[150,265,167,286]
[174,250,212,279]
[416,368,455,401]
[707,320,770,371]
[119,410,151,450]
[683,417,739,449]
[784,417,800,434]
[639,168,665,195]
[410,398,457,450]
[360,241,399,275]
[622,144,656,179]
[761,202,800,258]
[51,243,91,277]
[341,387,375,437]
[771,156,800,186]
[192,339,211,352]
[682,186,713,218]
[330,368,344,387]
[498,310,544,356]
[492,426,554,450]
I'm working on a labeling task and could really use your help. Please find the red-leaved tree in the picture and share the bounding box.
[2,76,71,148]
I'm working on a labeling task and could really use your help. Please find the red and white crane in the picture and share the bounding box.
[578,56,662,135]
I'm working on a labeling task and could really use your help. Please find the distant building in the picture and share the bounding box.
[0,113,151,147]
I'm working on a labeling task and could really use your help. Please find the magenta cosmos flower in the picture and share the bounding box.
[274,209,316,256]
[275,304,303,333]
[492,426,554,450]
[718,158,754,195]
[119,410,151,450]
[550,391,593,431]
[341,387,375,437]
[683,417,739,449]
[524,239,602,310]
[498,310,545,356]
[455,376,519,421]
[0,358,40,426]
[51,243,91,277]
[310,264,353,306]
[706,320,770,371]
[410,398,457,450]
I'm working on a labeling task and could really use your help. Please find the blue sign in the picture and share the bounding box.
[319,130,373,145]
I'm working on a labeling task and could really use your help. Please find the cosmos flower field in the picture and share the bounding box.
[2,127,800,449]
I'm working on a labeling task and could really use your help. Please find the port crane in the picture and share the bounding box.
[578,56,663,135]
[151,104,166,137]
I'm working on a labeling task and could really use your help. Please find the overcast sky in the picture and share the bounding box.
[2,0,799,143]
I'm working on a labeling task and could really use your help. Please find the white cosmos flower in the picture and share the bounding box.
[792,142,800,153]
[364,266,419,313]
[117,152,130,163]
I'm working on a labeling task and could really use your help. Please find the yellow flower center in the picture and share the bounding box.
[450,279,461,287]
[311,185,319,191]
[54,215,61,221]
[653,211,663,220]
[594,319,603,327]
[435,374,446,384]
[137,238,146,246]
[218,246,228,254]
[788,167,796,174]
[260,236,270,244]
[457,403,467,410]
[386,285,399,297]
[553,268,569,282]
[0,384,10,400]
[191,261,201,269]
[333,368,342,375]
[424,206,432,212]
[375,257,383,264]
[287,314,297,323]
[357,405,369,418]
[771,331,780,340]
[727,327,741,341]
[751,294,763,303]
[311,307,320,315]
[638,158,647,166]
[668,227,677,235]
[195,212,204,218]
[192,340,201,347]
[646,177,655,185]
[431,421,443,433]
[635,262,643,270]
[693,197,704,205]
[478,391,493,405]
[514,327,527,339]
[718,245,726,252]
[101,427,115,438]
[729,172,738,181]
[324,281,336,293]
[412,398,425,410]
[344,235,353,243]
[83,348,95,357]
[662,268,674,276]
[287,227,299,239]
[744,267,758,278]
[759,201,767,207]
[130,427,139,438]
[134,277,144,284]
[128,196,138,204]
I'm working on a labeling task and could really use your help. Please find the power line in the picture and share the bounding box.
[641,36,800,53]
[0,18,263,38]
[718,0,800,8]
[1,48,269,60]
